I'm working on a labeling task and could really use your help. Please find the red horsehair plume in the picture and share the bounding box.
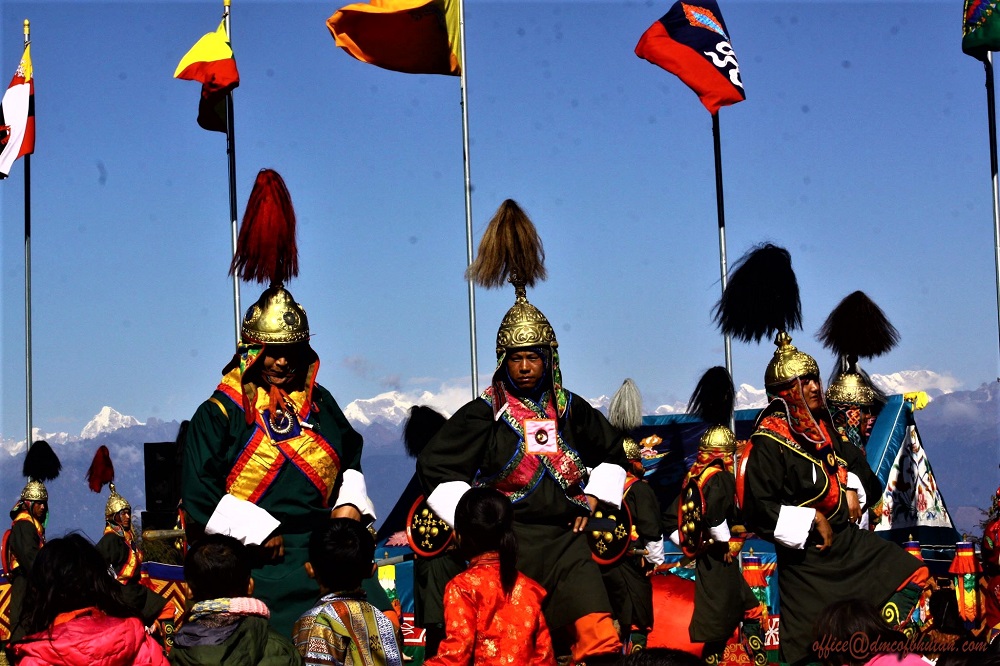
[229,168,299,286]
[86,445,115,493]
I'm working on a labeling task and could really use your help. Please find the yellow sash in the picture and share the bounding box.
[218,370,341,505]
[103,525,140,583]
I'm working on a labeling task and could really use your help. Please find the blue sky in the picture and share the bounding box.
[0,0,997,445]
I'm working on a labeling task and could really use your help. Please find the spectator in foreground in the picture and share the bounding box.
[814,598,931,666]
[12,533,168,666]
[170,533,302,666]
[293,519,401,666]
[425,487,555,665]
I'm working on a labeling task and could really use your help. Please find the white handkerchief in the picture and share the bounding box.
[204,494,280,546]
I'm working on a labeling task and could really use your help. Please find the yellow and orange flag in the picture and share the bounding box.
[326,0,461,76]
[174,21,240,132]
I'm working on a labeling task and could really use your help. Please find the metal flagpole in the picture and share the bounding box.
[457,0,478,398]
[224,0,241,347]
[23,19,33,448]
[712,112,733,380]
[984,53,1000,365]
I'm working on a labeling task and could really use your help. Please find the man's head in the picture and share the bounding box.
[257,342,312,389]
[111,508,131,530]
[27,500,47,523]
[306,518,375,594]
[505,348,546,392]
[184,534,253,602]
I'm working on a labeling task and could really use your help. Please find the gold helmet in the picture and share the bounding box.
[622,436,642,461]
[20,480,47,502]
[105,482,130,521]
[699,425,736,454]
[764,331,820,388]
[241,285,310,345]
[495,284,557,356]
[826,370,878,407]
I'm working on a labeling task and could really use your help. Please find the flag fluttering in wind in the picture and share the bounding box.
[326,0,461,76]
[635,0,745,114]
[0,44,34,179]
[174,21,240,132]
[963,0,1000,60]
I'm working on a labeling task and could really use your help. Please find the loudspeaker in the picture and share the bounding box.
[144,441,180,513]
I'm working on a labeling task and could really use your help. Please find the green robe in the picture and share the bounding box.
[599,476,661,633]
[417,392,628,630]
[182,382,364,635]
[742,408,921,665]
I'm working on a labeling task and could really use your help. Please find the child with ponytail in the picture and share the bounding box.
[424,487,555,666]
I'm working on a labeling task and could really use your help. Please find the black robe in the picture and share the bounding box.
[599,477,661,633]
[417,392,627,630]
[742,408,922,665]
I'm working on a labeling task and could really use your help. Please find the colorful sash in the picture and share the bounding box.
[103,525,140,583]
[755,411,843,516]
[477,386,588,509]
[217,369,341,506]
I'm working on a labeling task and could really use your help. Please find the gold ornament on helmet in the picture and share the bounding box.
[622,437,642,461]
[764,331,820,388]
[826,371,877,407]
[105,482,131,521]
[465,200,553,357]
[817,291,898,408]
[496,282,557,356]
[242,285,310,345]
[687,367,737,454]
[20,480,47,502]
[700,424,737,454]
[229,169,309,346]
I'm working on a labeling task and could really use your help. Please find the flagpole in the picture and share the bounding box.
[23,19,33,448]
[457,0,478,398]
[984,52,1000,365]
[712,112,733,379]
[223,0,241,347]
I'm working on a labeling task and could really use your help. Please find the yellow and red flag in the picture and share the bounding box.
[174,21,240,132]
[0,44,34,179]
[326,0,461,76]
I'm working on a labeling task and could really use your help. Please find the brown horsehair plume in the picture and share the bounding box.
[465,199,547,289]
[229,168,299,285]
[687,366,735,427]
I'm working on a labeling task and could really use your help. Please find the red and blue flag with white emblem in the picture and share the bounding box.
[635,0,745,115]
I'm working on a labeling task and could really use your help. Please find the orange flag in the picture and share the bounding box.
[327,0,461,76]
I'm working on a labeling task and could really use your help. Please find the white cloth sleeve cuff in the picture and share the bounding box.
[585,463,627,508]
[644,537,665,566]
[426,481,472,529]
[774,505,816,549]
[668,530,681,547]
[846,472,867,507]
[709,520,731,543]
[334,469,377,521]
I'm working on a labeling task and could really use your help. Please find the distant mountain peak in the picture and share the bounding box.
[81,406,142,439]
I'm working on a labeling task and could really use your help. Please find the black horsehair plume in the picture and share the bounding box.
[687,367,735,427]
[23,440,61,481]
[466,199,547,289]
[713,243,801,343]
[609,379,644,433]
[403,406,447,459]
[817,291,899,360]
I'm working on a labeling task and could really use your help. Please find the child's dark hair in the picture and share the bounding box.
[813,598,906,666]
[309,518,375,592]
[184,533,252,601]
[455,487,518,595]
[19,533,136,637]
